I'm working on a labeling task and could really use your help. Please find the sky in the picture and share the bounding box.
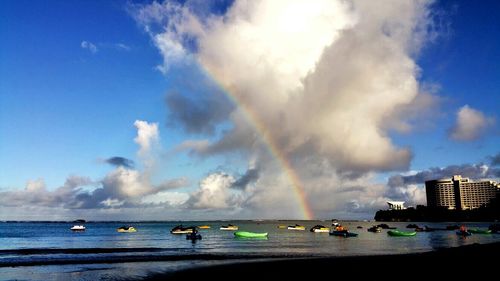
[0,0,498,221]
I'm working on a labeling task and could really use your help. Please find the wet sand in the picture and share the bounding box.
[141,241,500,279]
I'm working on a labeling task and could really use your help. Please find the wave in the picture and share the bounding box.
[0,250,311,267]
[0,247,181,255]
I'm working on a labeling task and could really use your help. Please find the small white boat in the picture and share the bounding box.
[70,225,85,231]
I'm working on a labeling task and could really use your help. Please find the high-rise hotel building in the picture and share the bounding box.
[425,175,500,210]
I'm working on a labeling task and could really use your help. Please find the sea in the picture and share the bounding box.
[1,220,498,280]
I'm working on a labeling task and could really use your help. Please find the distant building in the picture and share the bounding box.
[387,201,405,210]
[425,175,500,210]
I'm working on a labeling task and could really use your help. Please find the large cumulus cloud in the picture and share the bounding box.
[131,0,446,218]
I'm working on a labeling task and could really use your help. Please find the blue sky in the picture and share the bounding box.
[394,0,499,170]
[0,0,498,220]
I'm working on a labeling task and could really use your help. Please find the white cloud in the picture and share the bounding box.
[187,172,238,209]
[131,0,443,218]
[101,198,125,208]
[142,191,189,206]
[81,40,98,53]
[101,166,146,198]
[0,121,189,217]
[135,0,437,172]
[25,178,46,192]
[449,105,495,141]
[134,120,159,157]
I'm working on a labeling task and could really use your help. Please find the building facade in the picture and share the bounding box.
[387,201,405,210]
[425,175,500,210]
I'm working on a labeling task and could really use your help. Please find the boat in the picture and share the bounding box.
[220,224,238,231]
[330,230,358,237]
[387,230,416,237]
[70,225,85,231]
[170,225,196,234]
[310,225,329,233]
[198,225,211,229]
[234,231,268,238]
[367,226,382,233]
[277,225,287,229]
[423,226,439,232]
[287,224,306,231]
[456,231,472,236]
[377,224,396,229]
[117,226,137,233]
[469,229,492,234]
[186,233,202,240]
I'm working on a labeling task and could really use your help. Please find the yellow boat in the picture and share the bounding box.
[117,226,137,233]
[198,225,211,229]
[170,225,195,234]
[287,224,306,231]
[277,225,287,229]
[310,225,330,233]
[220,224,238,231]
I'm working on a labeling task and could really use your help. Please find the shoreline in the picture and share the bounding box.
[2,241,498,279]
[139,241,500,279]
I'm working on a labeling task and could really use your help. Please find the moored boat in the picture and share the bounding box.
[330,230,358,237]
[234,231,268,238]
[387,230,416,237]
[171,225,196,234]
[468,229,491,234]
[377,224,396,229]
[220,224,238,231]
[70,225,85,231]
[117,226,137,233]
[406,224,419,228]
[367,226,382,233]
[287,224,306,231]
[198,225,211,229]
[310,225,329,233]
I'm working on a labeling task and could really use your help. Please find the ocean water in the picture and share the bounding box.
[1,220,498,280]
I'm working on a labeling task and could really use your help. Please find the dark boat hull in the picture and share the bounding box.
[330,231,358,237]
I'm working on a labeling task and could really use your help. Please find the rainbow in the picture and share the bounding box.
[200,69,314,220]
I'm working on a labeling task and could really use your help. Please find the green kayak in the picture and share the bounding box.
[469,229,492,234]
[234,231,268,238]
[388,230,417,237]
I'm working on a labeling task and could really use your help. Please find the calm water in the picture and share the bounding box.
[1,220,498,280]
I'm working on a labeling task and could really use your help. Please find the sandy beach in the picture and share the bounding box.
[140,241,500,279]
